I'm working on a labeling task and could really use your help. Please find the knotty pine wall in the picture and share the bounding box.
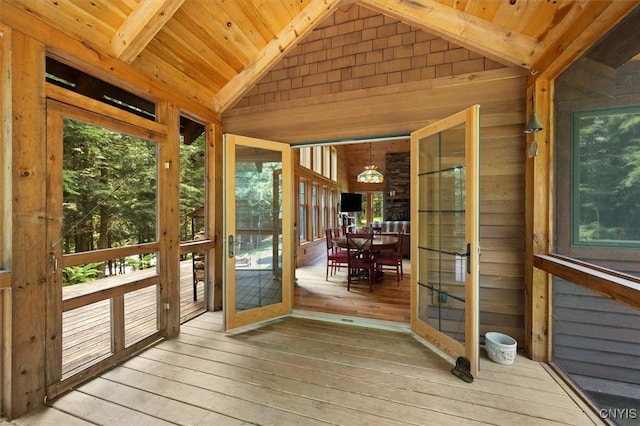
[224,3,528,343]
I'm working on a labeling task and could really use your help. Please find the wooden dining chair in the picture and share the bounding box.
[346,232,375,292]
[325,228,348,280]
[375,229,404,285]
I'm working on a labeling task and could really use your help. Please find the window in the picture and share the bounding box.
[323,147,331,178]
[300,147,311,169]
[62,118,157,255]
[329,189,337,229]
[298,180,307,242]
[554,13,640,277]
[321,187,327,233]
[372,192,384,222]
[313,146,322,174]
[331,147,338,181]
[571,106,640,249]
[311,184,319,239]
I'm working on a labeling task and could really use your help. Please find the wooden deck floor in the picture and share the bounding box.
[12,311,601,425]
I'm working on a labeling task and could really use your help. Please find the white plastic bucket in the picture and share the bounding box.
[485,332,517,365]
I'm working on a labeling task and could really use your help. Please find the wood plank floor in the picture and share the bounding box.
[294,255,411,323]
[11,311,602,425]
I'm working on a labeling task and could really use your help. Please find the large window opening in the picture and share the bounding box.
[179,120,207,321]
[552,7,640,420]
[54,109,163,382]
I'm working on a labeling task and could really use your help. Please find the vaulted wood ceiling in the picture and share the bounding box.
[3,0,638,117]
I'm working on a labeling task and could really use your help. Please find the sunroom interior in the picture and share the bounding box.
[1,0,640,423]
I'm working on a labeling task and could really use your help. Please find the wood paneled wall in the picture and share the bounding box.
[223,8,528,343]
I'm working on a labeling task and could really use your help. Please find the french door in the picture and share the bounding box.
[410,105,481,377]
[224,134,293,330]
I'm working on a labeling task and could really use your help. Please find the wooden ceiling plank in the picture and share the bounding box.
[527,1,594,49]
[258,0,301,29]
[135,45,223,100]
[142,40,229,94]
[178,2,259,69]
[531,1,639,82]
[219,1,273,48]
[458,0,500,22]
[111,0,185,64]
[214,0,343,113]
[5,0,113,48]
[156,17,240,82]
[359,0,543,68]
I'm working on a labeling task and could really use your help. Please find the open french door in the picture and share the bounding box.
[224,134,293,331]
[410,105,481,377]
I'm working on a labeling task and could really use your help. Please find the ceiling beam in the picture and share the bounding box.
[111,0,185,64]
[214,0,343,114]
[358,0,542,68]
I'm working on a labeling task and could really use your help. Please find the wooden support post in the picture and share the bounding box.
[7,31,47,418]
[524,78,552,361]
[156,102,181,337]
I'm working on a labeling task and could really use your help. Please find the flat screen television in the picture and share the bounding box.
[340,192,363,212]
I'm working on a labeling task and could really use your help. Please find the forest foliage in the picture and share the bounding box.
[575,107,640,246]
[61,118,205,284]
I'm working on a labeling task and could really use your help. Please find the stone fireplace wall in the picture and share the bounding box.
[384,152,410,220]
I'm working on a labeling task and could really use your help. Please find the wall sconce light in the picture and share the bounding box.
[524,93,543,157]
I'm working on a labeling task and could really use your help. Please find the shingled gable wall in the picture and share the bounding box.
[234,4,505,108]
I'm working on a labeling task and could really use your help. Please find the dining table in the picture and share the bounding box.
[334,235,398,283]
[334,235,398,251]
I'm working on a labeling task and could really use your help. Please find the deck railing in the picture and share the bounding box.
[536,255,640,425]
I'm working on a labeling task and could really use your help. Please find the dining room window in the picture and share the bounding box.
[300,147,311,169]
[298,180,308,242]
[311,184,319,239]
[321,187,328,233]
[313,146,322,174]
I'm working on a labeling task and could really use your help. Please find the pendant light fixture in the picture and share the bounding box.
[357,143,384,183]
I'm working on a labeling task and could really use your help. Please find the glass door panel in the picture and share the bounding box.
[411,105,480,377]
[224,134,292,330]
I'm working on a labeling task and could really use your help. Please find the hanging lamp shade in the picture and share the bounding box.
[357,165,384,183]
[357,143,384,183]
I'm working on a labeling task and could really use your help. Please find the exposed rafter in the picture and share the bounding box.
[358,0,543,68]
[213,0,343,113]
[111,0,185,64]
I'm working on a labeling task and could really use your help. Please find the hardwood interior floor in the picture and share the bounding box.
[12,311,600,426]
[294,253,411,324]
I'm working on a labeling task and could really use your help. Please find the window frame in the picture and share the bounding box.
[298,179,308,243]
[556,111,640,265]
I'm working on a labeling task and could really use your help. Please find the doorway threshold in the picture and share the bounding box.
[291,309,410,333]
